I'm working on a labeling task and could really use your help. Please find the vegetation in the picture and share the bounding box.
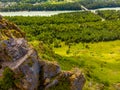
[5,11,120,45]
[1,0,120,11]
[3,10,120,89]
[80,0,120,9]
[0,67,15,90]
[0,0,70,3]
[54,40,120,90]
[97,10,120,20]
[28,39,120,90]
[1,2,82,11]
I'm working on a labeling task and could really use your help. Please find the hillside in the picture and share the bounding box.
[5,10,120,90]
[0,15,85,90]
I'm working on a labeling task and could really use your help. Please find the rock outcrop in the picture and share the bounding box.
[0,15,86,90]
[0,16,24,40]
[0,38,40,90]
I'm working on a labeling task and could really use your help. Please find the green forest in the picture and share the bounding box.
[5,10,120,90]
[1,0,120,11]
[5,11,120,44]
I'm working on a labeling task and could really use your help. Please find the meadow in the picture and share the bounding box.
[29,40,120,90]
[54,40,120,90]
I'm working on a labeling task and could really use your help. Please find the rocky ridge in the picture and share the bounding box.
[0,15,85,90]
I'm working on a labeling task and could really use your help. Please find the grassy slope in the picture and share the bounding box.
[30,40,120,90]
[54,40,120,90]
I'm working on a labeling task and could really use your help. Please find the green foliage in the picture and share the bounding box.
[0,0,47,3]
[0,67,15,90]
[29,41,56,61]
[5,11,120,45]
[66,49,70,54]
[80,0,120,9]
[53,39,61,48]
[54,41,120,90]
[1,2,82,11]
[1,0,120,11]
[97,10,120,20]
[49,77,70,90]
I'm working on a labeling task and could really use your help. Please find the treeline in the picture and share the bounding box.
[1,2,82,11]
[7,12,101,25]
[5,11,120,45]
[80,0,120,9]
[0,0,46,3]
[0,0,21,2]
[0,0,66,3]
[1,0,120,11]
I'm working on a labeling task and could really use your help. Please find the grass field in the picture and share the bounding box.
[29,40,120,90]
[53,40,120,90]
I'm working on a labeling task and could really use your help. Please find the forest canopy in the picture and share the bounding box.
[5,10,120,45]
[1,0,120,11]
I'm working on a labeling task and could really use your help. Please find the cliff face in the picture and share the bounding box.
[0,16,86,90]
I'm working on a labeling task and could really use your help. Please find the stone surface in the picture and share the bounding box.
[0,38,40,90]
[0,38,28,62]
[70,72,86,90]
[39,61,61,79]
[115,83,120,90]
[0,17,24,41]
[44,69,86,90]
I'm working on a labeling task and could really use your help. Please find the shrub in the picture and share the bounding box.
[2,67,15,90]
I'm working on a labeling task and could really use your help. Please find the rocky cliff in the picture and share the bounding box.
[0,16,85,90]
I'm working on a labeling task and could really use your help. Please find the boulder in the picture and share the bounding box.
[45,69,86,90]
[0,38,40,90]
[0,38,28,62]
[39,61,61,79]
[70,71,86,90]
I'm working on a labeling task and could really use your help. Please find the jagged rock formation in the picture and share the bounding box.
[0,16,24,40]
[0,15,86,90]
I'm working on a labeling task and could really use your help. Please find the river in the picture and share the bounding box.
[0,11,77,16]
[0,7,120,16]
